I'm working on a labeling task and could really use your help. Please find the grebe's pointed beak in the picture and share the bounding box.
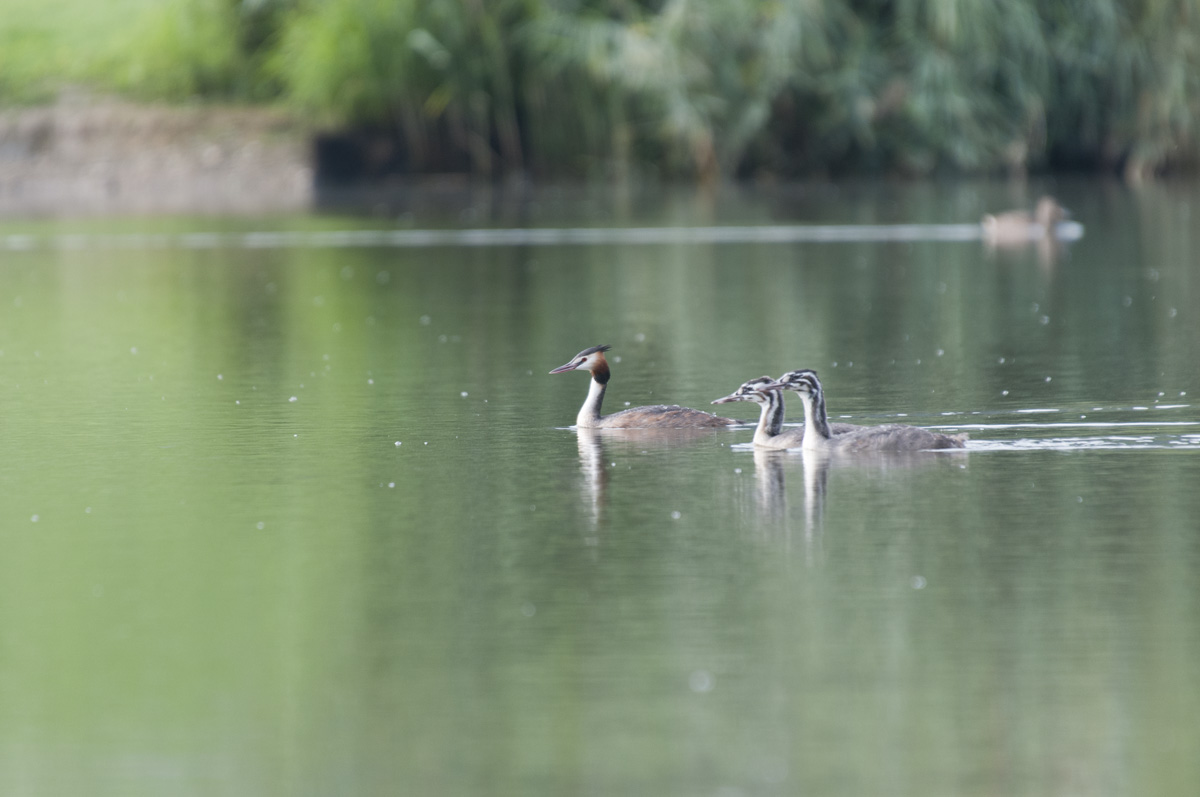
[711,393,739,404]
[549,360,578,374]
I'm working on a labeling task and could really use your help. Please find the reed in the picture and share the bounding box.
[3,0,1198,178]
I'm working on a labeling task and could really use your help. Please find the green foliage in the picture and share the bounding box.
[4,0,1200,177]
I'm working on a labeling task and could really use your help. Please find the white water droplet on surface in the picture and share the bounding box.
[130,347,138,355]
[689,670,715,693]
[256,521,265,530]
[388,482,395,488]
[1045,376,1052,383]
[30,515,39,523]
[217,374,223,380]
[671,511,682,520]
[368,379,374,385]
[911,576,927,589]
[1001,390,1009,396]
[289,396,298,402]
[395,441,402,446]
[460,391,468,397]
[734,468,742,474]
[85,507,92,514]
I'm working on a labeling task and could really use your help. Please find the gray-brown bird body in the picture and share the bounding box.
[771,369,967,453]
[550,345,739,429]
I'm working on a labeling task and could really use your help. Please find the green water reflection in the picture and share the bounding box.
[0,181,1198,795]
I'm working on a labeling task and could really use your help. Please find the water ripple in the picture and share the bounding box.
[3,223,1032,251]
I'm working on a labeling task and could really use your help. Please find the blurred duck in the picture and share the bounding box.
[769,370,967,452]
[712,377,858,449]
[981,196,1081,245]
[550,345,740,429]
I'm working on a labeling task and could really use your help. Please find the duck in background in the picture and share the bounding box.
[981,196,1084,266]
[981,196,1084,245]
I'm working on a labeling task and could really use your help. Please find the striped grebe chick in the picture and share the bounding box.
[550,345,740,429]
[712,377,859,449]
[769,370,967,452]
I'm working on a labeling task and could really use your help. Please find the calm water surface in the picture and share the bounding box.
[0,180,1198,795]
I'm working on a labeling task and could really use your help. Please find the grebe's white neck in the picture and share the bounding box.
[576,376,607,428]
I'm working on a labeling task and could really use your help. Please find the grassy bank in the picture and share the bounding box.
[4,0,1198,180]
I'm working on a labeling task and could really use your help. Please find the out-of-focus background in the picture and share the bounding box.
[3,0,1199,212]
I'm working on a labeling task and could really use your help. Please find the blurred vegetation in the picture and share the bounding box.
[2,0,1199,179]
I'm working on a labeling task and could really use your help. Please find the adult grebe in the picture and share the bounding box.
[712,377,858,449]
[769,370,967,452]
[550,345,740,429]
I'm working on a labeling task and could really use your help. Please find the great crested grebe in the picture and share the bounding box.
[550,345,740,429]
[769,370,967,452]
[712,377,858,449]
[981,196,1070,245]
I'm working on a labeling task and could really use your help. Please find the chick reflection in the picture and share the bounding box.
[748,447,967,562]
[750,447,829,564]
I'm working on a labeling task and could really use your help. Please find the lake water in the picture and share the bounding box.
[1,179,1198,795]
